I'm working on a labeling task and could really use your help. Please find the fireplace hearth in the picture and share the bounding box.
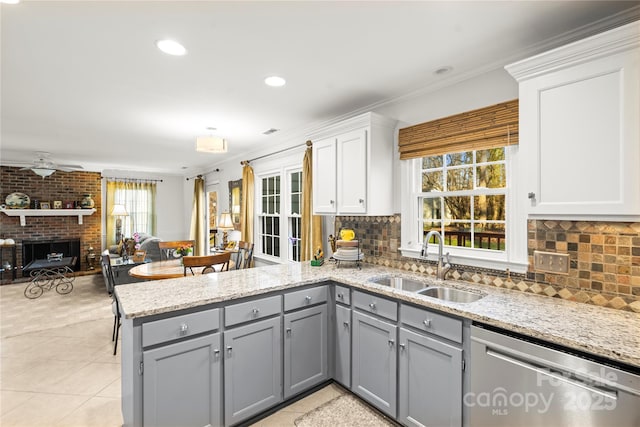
[22,239,81,276]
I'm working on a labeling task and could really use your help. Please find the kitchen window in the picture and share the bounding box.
[420,148,506,251]
[256,167,304,263]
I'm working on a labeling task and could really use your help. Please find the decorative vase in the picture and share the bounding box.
[80,194,95,209]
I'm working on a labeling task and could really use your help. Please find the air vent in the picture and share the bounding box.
[263,128,279,135]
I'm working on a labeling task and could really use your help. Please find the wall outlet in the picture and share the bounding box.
[533,250,569,274]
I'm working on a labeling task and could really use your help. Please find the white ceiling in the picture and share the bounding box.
[1,1,638,175]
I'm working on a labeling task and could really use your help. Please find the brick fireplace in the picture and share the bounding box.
[0,167,101,278]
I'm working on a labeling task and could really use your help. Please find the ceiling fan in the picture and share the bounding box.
[14,152,84,178]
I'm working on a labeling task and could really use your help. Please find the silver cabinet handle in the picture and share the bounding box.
[226,346,232,354]
[180,323,188,334]
[399,343,405,351]
[343,322,349,329]
[423,319,432,328]
[305,296,312,303]
[213,349,220,358]
[286,328,292,336]
[369,302,376,309]
[528,192,535,199]
[388,339,395,347]
[251,308,260,316]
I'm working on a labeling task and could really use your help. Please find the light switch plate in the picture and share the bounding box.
[533,250,569,274]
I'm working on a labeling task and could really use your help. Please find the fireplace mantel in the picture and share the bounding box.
[0,208,96,226]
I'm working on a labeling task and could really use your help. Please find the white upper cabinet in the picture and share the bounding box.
[506,21,640,219]
[310,112,397,216]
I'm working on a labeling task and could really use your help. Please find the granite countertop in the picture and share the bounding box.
[115,262,640,368]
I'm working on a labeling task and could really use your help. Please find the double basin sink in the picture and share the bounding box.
[370,276,484,304]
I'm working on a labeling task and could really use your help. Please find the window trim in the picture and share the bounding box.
[399,145,528,273]
[254,164,304,264]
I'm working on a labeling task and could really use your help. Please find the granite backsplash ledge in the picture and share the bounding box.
[334,215,640,312]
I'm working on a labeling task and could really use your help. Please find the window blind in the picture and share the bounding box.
[398,99,519,160]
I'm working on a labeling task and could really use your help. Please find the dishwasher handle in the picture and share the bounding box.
[486,348,618,401]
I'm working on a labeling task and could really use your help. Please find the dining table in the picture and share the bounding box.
[128,257,235,280]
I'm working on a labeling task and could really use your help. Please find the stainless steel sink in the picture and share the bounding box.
[369,276,427,292]
[416,287,484,303]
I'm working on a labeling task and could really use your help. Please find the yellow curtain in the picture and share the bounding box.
[301,141,323,261]
[190,176,208,255]
[106,180,157,247]
[240,162,254,244]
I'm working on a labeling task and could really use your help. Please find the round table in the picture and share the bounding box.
[128,258,234,280]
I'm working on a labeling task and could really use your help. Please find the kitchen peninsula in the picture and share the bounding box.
[116,263,640,426]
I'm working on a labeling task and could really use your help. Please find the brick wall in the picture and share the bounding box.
[0,167,101,275]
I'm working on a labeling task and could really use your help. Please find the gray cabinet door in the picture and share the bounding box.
[399,327,462,427]
[143,333,221,427]
[284,304,328,399]
[352,310,397,418]
[334,304,351,388]
[224,316,282,426]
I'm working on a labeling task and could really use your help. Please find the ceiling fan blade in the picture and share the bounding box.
[57,164,84,169]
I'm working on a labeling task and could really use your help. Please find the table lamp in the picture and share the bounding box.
[218,212,234,247]
[110,204,129,244]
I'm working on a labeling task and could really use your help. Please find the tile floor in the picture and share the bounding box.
[0,274,347,426]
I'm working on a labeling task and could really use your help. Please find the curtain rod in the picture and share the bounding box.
[241,140,312,165]
[101,176,163,183]
[186,168,220,181]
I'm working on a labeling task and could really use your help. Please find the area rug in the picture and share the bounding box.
[294,394,396,427]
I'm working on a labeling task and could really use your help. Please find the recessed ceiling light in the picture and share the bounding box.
[264,76,286,87]
[434,66,453,76]
[156,39,187,56]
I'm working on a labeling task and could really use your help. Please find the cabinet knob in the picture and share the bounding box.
[330,200,335,204]
[343,321,349,329]
[251,308,260,316]
[423,319,432,328]
[286,328,292,336]
[305,296,312,303]
[227,346,233,354]
[213,349,220,358]
[337,293,343,299]
[388,339,395,347]
[180,323,188,334]
[528,192,535,199]
[399,343,405,351]
[359,198,364,204]
[369,302,376,310]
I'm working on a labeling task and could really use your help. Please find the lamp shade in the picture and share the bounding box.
[110,204,129,216]
[196,136,228,153]
[31,168,56,178]
[219,212,234,229]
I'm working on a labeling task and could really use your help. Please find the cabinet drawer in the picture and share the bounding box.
[400,304,462,343]
[353,290,397,321]
[334,285,350,306]
[225,295,282,327]
[142,308,220,348]
[284,285,328,312]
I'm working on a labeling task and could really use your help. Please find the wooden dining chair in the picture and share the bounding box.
[234,241,254,270]
[158,240,195,260]
[183,252,231,276]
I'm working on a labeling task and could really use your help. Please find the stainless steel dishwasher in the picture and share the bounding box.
[468,325,640,427]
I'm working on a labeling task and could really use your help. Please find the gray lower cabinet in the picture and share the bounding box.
[142,333,222,427]
[334,303,351,388]
[352,310,397,418]
[398,327,462,427]
[223,316,282,426]
[283,304,328,399]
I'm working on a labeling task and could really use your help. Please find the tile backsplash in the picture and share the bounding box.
[334,215,640,312]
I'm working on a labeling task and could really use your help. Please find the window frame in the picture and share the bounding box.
[399,145,528,273]
[254,163,304,264]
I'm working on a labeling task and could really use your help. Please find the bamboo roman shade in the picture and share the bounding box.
[398,99,519,160]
